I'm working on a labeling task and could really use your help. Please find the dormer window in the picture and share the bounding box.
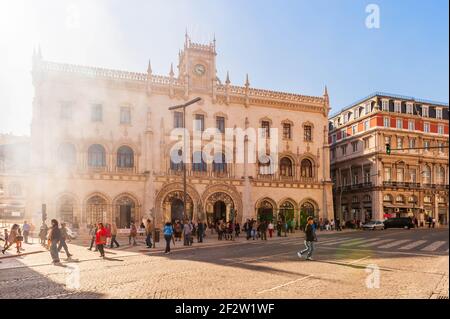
[436,108,442,119]
[394,101,401,113]
[422,106,429,117]
[382,100,389,111]
[406,103,413,114]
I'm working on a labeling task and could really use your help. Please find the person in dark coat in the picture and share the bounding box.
[297,217,316,261]
[48,219,61,264]
[197,221,204,243]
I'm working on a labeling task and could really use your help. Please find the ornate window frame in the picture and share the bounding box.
[302,121,314,142]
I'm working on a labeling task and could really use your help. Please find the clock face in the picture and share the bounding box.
[194,64,206,76]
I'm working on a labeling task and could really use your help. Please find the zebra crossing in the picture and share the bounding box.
[317,236,448,253]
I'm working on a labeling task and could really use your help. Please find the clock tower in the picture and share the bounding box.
[178,32,217,94]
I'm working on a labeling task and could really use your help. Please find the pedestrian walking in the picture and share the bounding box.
[251,220,257,240]
[110,222,120,248]
[129,222,137,246]
[88,224,98,251]
[2,224,21,254]
[234,222,240,238]
[57,223,73,259]
[39,222,48,247]
[95,223,108,258]
[17,227,24,251]
[276,220,282,237]
[145,219,153,248]
[268,221,274,238]
[183,220,192,246]
[47,219,61,264]
[260,221,268,240]
[197,221,204,243]
[297,217,316,261]
[3,229,9,249]
[163,222,175,254]
[244,219,251,240]
[22,221,31,244]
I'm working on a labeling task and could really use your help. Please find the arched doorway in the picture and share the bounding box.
[57,195,75,224]
[205,192,235,224]
[115,196,136,228]
[171,198,184,222]
[213,201,227,222]
[300,201,315,217]
[258,200,274,222]
[279,201,295,223]
[86,195,108,225]
[162,191,193,222]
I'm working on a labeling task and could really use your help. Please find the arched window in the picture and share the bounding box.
[192,151,207,172]
[383,194,393,202]
[408,195,417,203]
[423,165,431,184]
[88,144,106,168]
[300,202,315,217]
[58,143,76,166]
[437,166,445,184]
[301,159,313,178]
[170,148,183,171]
[213,153,227,173]
[280,157,293,177]
[396,195,405,203]
[117,146,134,168]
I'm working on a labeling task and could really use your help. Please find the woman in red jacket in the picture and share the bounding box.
[95,223,108,258]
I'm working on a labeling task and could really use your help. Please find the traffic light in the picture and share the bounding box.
[385,143,391,155]
[42,204,47,222]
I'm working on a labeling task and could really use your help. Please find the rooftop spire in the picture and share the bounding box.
[225,71,230,84]
[169,63,174,77]
[245,73,250,87]
[324,85,328,97]
[147,59,152,74]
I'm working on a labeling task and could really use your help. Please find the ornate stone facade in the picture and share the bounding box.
[329,92,449,225]
[26,34,333,229]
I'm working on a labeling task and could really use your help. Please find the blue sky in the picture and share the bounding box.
[0,0,448,135]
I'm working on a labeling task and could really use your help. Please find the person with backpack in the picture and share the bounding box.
[47,219,61,264]
[163,222,175,254]
[297,217,316,261]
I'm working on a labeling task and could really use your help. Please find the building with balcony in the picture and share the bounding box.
[329,92,449,225]
[27,34,333,229]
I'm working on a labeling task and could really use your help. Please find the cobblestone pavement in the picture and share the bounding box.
[0,228,448,299]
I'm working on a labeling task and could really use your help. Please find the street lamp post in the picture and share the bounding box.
[169,97,202,221]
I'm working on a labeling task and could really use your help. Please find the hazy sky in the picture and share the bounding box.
[1,0,448,135]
